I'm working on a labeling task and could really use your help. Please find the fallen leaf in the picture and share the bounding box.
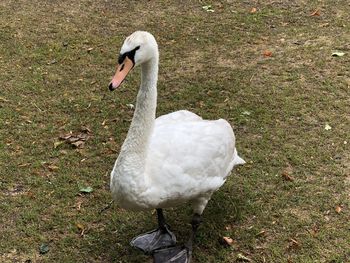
[309,225,319,236]
[59,132,73,140]
[250,7,257,13]
[263,50,272,57]
[59,127,92,148]
[331,52,345,57]
[335,205,342,213]
[39,244,49,254]
[27,191,35,199]
[53,141,64,149]
[48,165,59,171]
[222,236,234,246]
[324,124,332,130]
[281,164,294,181]
[76,223,86,236]
[287,238,300,250]
[310,9,320,16]
[76,223,84,231]
[81,126,92,134]
[237,253,252,262]
[72,140,85,148]
[79,186,93,193]
[282,170,294,182]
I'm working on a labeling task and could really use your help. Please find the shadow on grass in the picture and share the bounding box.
[84,186,246,262]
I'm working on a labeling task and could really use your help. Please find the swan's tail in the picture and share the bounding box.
[233,148,245,166]
[224,148,245,178]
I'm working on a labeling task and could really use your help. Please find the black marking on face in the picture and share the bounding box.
[118,45,140,65]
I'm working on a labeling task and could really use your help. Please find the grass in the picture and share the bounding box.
[1,0,349,262]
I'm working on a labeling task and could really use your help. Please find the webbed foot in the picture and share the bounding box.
[153,246,190,263]
[130,224,176,254]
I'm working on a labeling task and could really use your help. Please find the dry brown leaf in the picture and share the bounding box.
[72,140,85,148]
[26,191,35,199]
[282,171,294,181]
[309,225,319,236]
[59,132,73,140]
[335,205,342,213]
[76,223,86,236]
[310,9,320,16]
[287,238,300,250]
[263,50,272,57]
[59,127,92,148]
[282,164,294,181]
[222,236,235,246]
[48,165,59,171]
[250,7,257,13]
[66,136,80,143]
[81,126,92,134]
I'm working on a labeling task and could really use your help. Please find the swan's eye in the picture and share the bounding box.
[119,46,141,64]
[118,53,126,64]
[127,46,141,62]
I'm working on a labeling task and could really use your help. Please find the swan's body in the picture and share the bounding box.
[108,31,244,262]
[111,109,243,213]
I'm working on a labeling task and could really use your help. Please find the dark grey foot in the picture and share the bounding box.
[153,246,190,263]
[130,225,177,255]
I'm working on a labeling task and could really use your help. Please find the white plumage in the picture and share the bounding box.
[109,31,245,217]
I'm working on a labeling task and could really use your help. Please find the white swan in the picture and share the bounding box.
[108,31,245,263]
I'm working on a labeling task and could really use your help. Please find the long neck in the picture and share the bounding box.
[117,56,158,172]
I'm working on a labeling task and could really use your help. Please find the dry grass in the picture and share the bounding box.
[1,0,349,262]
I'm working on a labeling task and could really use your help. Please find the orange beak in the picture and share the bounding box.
[108,56,134,91]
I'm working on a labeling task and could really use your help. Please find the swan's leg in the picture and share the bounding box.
[130,208,177,254]
[153,213,202,263]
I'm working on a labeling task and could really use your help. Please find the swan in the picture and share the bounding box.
[108,31,245,263]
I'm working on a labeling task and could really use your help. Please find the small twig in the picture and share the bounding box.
[249,73,255,82]
[99,200,114,214]
[33,102,44,112]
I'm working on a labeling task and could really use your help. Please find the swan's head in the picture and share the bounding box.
[109,31,158,91]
